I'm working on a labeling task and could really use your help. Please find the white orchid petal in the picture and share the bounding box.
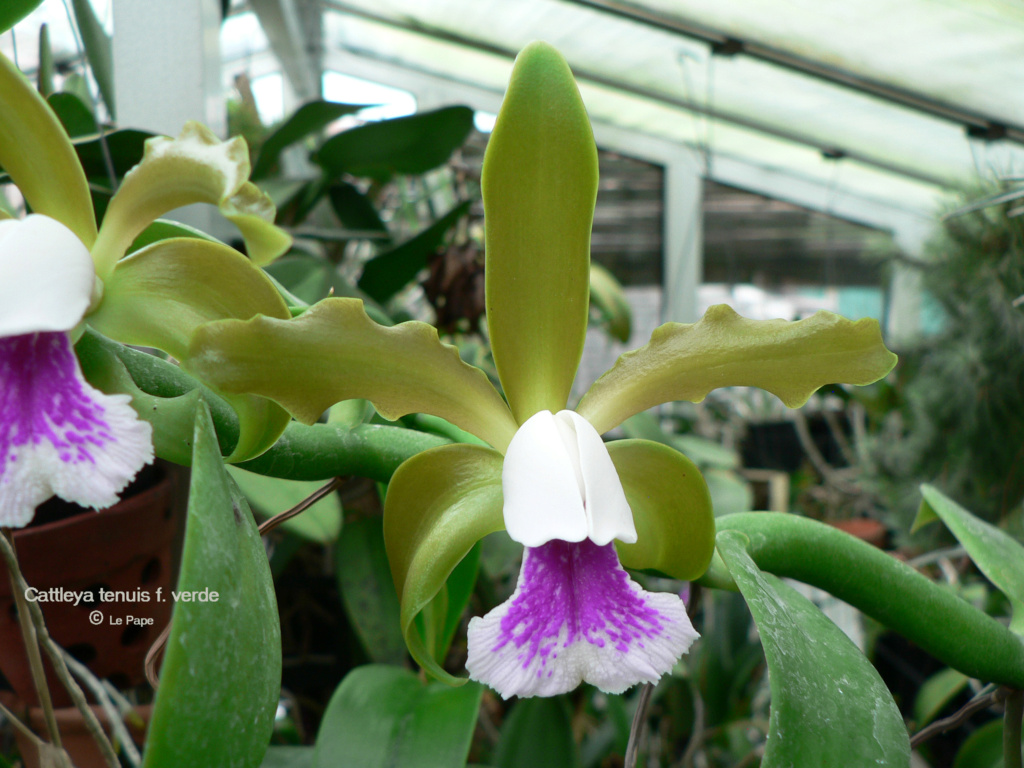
[466,539,699,699]
[558,410,636,545]
[0,215,94,337]
[0,333,154,527]
[502,410,588,546]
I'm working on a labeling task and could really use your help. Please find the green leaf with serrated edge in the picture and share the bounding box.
[951,718,1004,768]
[227,466,342,543]
[383,444,504,683]
[314,106,474,179]
[589,262,632,342]
[0,51,96,246]
[142,403,280,768]
[495,697,581,768]
[484,42,597,424]
[47,92,97,138]
[914,667,969,727]
[917,484,1024,635]
[76,328,241,461]
[716,530,911,768]
[577,305,898,435]
[358,199,471,303]
[90,122,290,279]
[0,0,43,33]
[187,297,518,452]
[251,100,364,179]
[335,517,406,664]
[69,0,114,118]
[608,439,715,580]
[312,665,482,768]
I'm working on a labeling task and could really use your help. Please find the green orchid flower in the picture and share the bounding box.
[186,42,897,698]
[0,50,293,527]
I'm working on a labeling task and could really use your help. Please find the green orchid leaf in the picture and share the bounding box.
[327,182,390,241]
[47,92,97,138]
[88,236,291,360]
[716,530,911,768]
[227,466,342,543]
[76,328,241,461]
[37,24,54,96]
[69,0,115,118]
[90,122,290,279]
[358,199,471,303]
[383,444,504,683]
[914,667,969,727]
[260,747,313,768]
[952,719,1004,768]
[0,51,96,245]
[577,305,898,435]
[484,42,598,423]
[142,402,281,768]
[0,1,43,33]
[336,516,406,664]
[589,263,632,343]
[312,665,482,768]
[608,439,715,580]
[314,106,474,180]
[917,484,1024,634]
[74,128,152,180]
[495,698,581,768]
[187,297,519,451]
[252,100,364,179]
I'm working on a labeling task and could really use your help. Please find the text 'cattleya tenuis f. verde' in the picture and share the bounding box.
[0,49,292,527]
[187,42,897,698]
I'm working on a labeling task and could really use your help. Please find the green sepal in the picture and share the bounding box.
[483,41,598,424]
[90,122,290,279]
[917,484,1024,635]
[142,402,281,768]
[608,439,715,581]
[578,305,898,435]
[716,530,911,768]
[89,236,291,360]
[382,444,505,684]
[187,297,519,452]
[0,50,96,246]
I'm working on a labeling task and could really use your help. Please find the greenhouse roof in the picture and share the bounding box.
[302,0,1024,230]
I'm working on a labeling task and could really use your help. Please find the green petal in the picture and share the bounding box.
[383,444,505,684]
[578,305,898,435]
[187,298,519,452]
[90,122,290,280]
[88,237,290,359]
[483,41,597,423]
[609,439,715,581]
[916,484,1024,635]
[0,51,96,245]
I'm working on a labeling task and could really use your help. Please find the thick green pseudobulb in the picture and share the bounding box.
[483,41,598,424]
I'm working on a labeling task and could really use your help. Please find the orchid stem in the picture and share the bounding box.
[624,683,653,768]
[1005,689,1023,768]
[0,529,61,749]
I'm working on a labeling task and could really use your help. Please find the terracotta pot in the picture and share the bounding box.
[0,462,186,708]
[9,699,152,768]
[828,517,889,549]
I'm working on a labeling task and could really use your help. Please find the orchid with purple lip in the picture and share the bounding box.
[186,42,897,698]
[0,51,293,527]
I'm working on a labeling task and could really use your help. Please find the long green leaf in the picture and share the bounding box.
[577,305,897,435]
[70,0,115,118]
[252,100,364,179]
[312,665,482,768]
[483,42,597,423]
[142,402,281,768]
[916,484,1024,634]
[358,199,470,303]
[495,698,580,768]
[0,0,43,33]
[314,106,474,180]
[717,530,911,767]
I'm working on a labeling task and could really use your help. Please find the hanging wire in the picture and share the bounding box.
[60,0,119,191]
[9,24,19,69]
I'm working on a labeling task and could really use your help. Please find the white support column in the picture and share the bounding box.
[113,0,224,137]
[887,217,936,347]
[662,152,704,323]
